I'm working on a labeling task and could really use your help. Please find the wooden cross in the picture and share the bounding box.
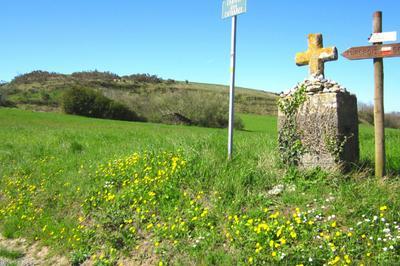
[295,33,338,77]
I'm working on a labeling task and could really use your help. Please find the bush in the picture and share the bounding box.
[385,113,400,129]
[358,103,374,125]
[0,90,15,107]
[144,91,244,129]
[0,91,6,106]
[358,103,400,129]
[71,71,119,82]
[61,87,143,122]
[124,73,163,83]
[11,71,65,84]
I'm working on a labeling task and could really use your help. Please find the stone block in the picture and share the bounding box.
[279,91,359,171]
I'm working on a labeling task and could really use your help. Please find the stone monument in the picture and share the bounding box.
[278,33,359,171]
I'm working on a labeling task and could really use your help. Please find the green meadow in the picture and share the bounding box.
[0,108,399,265]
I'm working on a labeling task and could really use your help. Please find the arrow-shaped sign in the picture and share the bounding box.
[342,43,400,60]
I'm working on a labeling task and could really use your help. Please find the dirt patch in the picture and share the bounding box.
[0,235,69,265]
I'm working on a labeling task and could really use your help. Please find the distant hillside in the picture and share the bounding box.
[0,71,278,119]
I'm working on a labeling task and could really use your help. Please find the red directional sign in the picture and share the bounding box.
[342,43,400,60]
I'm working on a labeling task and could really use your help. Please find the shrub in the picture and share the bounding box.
[147,91,244,129]
[358,103,374,125]
[358,103,400,129]
[124,73,163,83]
[61,87,143,122]
[107,101,142,121]
[0,90,15,107]
[0,91,6,106]
[385,113,400,129]
[11,71,65,84]
[71,71,119,82]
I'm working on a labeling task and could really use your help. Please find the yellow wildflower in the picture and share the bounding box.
[380,205,388,211]
[276,227,283,237]
[328,256,340,265]
[269,240,274,248]
[248,257,254,264]
[344,255,351,264]
[270,212,280,219]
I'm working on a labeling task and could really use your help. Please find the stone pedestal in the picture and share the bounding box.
[279,77,359,171]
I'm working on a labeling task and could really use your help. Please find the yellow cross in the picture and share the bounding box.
[295,33,338,77]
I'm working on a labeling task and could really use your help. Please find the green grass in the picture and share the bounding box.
[240,113,277,133]
[0,247,24,260]
[359,123,400,173]
[0,108,399,265]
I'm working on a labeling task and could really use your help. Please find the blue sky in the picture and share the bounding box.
[1,0,399,112]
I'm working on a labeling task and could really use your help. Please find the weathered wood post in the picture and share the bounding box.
[342,11,400,177]
[373,11,386,177]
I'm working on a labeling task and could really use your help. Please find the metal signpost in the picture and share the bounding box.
[342,11,400,178]
[222,0,247,160]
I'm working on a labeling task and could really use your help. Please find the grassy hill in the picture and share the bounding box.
[0,71,278,119]
[0,108,399,265]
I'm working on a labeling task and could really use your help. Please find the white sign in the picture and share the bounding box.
[222,0,247,19]
[369,31,397,43]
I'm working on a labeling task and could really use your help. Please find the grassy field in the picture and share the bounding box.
[0,108,399,265]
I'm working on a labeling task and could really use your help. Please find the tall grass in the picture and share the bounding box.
[0,109,399,264]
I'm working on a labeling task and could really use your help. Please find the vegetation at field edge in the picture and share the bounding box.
[0,71,277,129]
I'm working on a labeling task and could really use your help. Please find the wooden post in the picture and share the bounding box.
[342,11,400,177]
[373,11,386,177]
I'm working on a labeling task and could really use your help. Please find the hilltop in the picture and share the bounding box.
[0,71,278,123]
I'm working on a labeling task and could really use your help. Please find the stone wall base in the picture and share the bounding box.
[279,92,359,171]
